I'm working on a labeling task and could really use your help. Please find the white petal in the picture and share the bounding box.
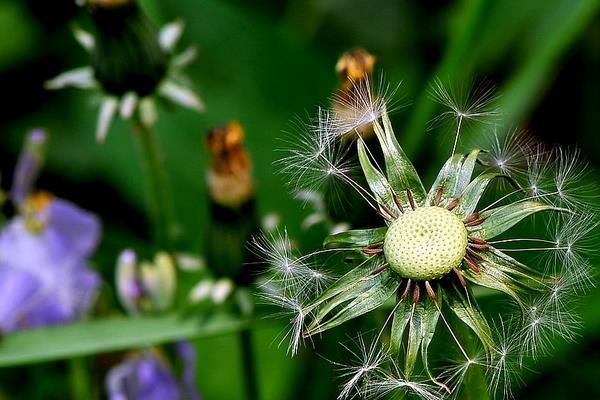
[139,97,157,127]
[119,91,138,119]
[158,20,184,52]
[301,213,324,231]
[96,97,118,143]
[72,26,95,52]
[211,279,234,304]
[45,67,96,90]
[159,80,205,111]
[172,46,197,68]
[189,280,213,303]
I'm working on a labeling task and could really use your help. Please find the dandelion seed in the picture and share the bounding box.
[278,109,359,206]
[330,75,400,141]
[486,128,533,176]
[366,370,443,400]
[488,319,523,399]
[334,335,388,400]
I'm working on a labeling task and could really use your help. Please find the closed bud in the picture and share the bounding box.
[115,249,176,314]
[150,251,176,311]
[11,129,47,207]
[89,0,167,97]
[115,248,141,314]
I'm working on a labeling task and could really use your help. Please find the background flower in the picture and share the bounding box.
[106,343,200,400]
[0,130,101,332]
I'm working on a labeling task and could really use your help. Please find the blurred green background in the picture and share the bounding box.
[0,0,599,399]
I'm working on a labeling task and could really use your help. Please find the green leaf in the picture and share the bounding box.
[306,269,399,335]
[323,227,388,248]
[455,172,517,217]
[469,201,568,240]
[357,139,400,216]
[373,110,426,207]
[0,312,249,367]
[444,281,495,361]
[427,153,464,206]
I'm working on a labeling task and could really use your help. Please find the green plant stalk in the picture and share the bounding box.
[69,357,94,400]
[240,329,259,400]
[133,116,176,248]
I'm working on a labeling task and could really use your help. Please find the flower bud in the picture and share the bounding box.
[115,248,140,314]
[144,252,176,311]
[89,0,167,97]
[115,249,176,314]
[11,129,47,207]
[205,121,255,208]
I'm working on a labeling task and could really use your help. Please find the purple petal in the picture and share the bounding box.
[0,216,101,331]
[0,265,41,331]
[10,129,46,206]
[106,353,181,400]
[175,341,201,400]
[46,198,101,259]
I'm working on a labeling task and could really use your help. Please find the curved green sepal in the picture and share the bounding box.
[357,140,400,215]
[462,263,526,312]
[373,110,426,207]
[390,297,412,356]
[482,249,552,292]
[302,258,383,315]
[455,172,518,217]
[469,201,568,240]
[323,227,388,248]
[444,281,495,361]
[420,288,448,392]
[405,292,440,378]
[306,268,399,335]
[426,149,482,206]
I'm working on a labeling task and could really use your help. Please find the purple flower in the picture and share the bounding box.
[0,199,101,331]
[106,343,200,400]
[0,129,101,332]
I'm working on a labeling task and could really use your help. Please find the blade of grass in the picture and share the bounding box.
[499,0,600,124]
[0,313,250,367]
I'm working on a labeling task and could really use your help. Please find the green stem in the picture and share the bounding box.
[239,329,259,400]
[69,357,94,400]
[133,117,176,248]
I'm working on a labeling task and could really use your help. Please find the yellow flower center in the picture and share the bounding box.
[383,206,468,281]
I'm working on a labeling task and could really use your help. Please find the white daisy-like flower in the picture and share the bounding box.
[46,0,204,142]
